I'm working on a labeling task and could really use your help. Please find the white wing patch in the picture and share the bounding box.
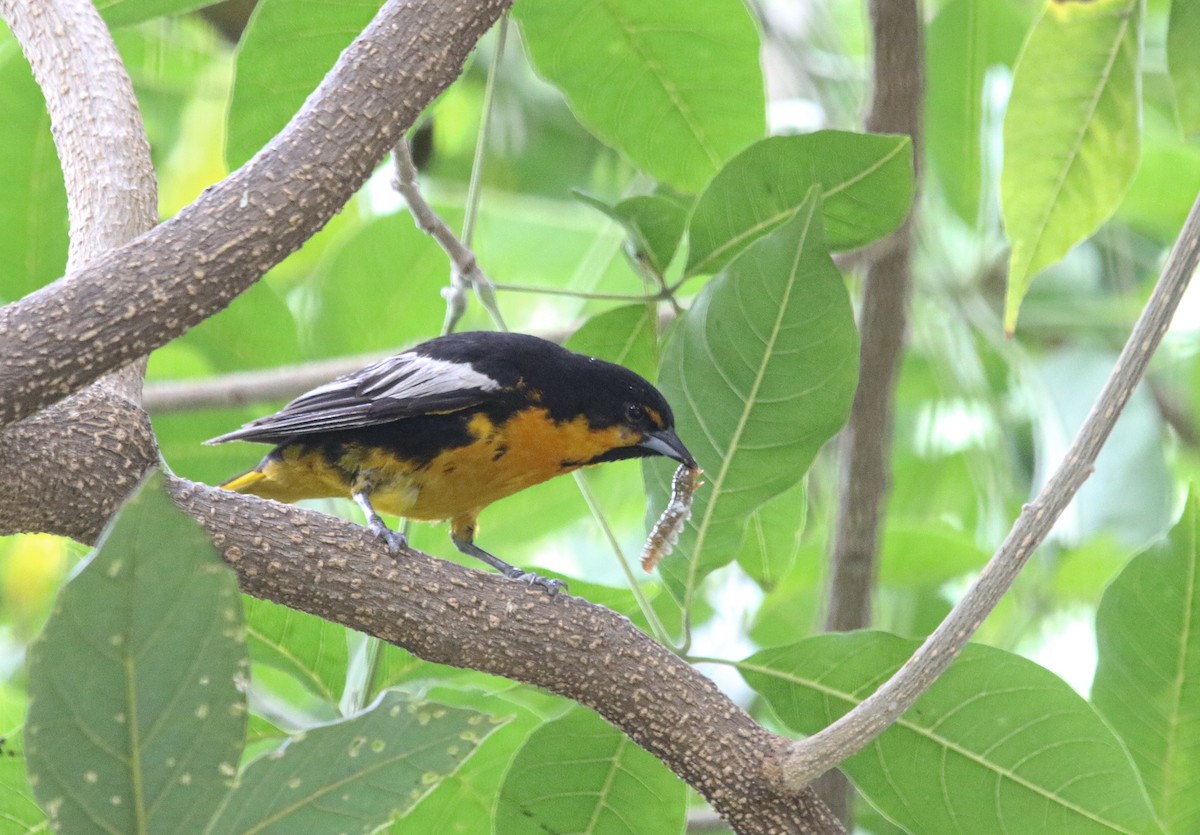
[358,354,501,400]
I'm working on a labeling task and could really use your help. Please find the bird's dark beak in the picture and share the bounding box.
[639,428,696,468]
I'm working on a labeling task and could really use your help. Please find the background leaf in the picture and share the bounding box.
[496,705,686,835]
[1093,489,1200,832]
[0,43,67,304]
[1168,0,1200,137]
[575,193,689,277]
[1001,0,1142,332]
[564,304,659,383]
[685,131,914,276]
[24,474,247,835]
[926,0,1026,225]
[742,634,1163,835]
[514,0,765,192]
[226,0,380,169]
[649,189,859,608]
[207,691,501,835]
[243,598,349,707]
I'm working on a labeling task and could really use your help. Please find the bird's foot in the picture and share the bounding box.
[504,566,567,596]
[368,520,408,554]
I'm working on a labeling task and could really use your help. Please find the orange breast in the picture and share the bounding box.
[366,407,630,521]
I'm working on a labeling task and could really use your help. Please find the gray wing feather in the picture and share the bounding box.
[205,352,503,445]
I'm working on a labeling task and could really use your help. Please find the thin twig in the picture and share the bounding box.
[781,189,1200,789]
[572,471,671,647]
[390,141,506,333]
[491,281,668,303]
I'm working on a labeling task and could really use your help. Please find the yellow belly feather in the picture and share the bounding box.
[222,408,632,523]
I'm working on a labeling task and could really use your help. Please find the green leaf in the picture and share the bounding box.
[741,633,1164,835]
[1169,0,1200,137]
[575,193,689,276]
[737,480,807,591]
[208,692,502,835]
[649,188,859,608]
[685,131,914,277]
[514,0,765,193]
[0,43,68,304]
[496,706,686,835]
[300,213,449,359]
[390,684,557,835]
[1000,0,1142,333]
[1093,489,1200,832]
[0,730,45,834]
[564,304,659,383]
[226,0,379,169]
[926,0,1027,225]
[243,598,349,706]
[97,0,223,27]
[25,473,247,835]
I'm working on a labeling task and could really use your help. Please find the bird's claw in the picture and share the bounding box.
[506,567,567,596]
[369,521,408,554]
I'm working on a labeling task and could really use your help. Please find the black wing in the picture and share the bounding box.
[205,350,504,445]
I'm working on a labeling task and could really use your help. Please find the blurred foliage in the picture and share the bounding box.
[4,0,1200,831]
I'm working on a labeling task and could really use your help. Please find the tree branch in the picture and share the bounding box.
[167,476,843,835]
[818,0,923,822]
[0,0,160,541]
[783,187,1200,789]
[0,0,513,430]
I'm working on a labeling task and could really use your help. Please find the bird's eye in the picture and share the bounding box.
[625,403,646,424]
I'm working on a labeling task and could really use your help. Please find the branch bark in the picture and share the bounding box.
[169,477,843,835]
[0,0,159,541]
[784,186,1200,790]
[0,0,513,430]
[819,0,923,823]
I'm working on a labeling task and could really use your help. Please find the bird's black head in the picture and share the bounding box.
[569,356,696,468]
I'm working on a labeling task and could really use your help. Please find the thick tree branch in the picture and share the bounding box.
[0,0,160,541]
[783,188,1200,790]
[0,0,512,430]
[167,476,842,835]
[818,0,923,822]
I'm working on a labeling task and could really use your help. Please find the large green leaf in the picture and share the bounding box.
[648,189,859,608]
[685,131,914,277]
[741,633,1164,835]
[495,706,686,835]
[0,43,68,304]
[208,691,500,835]
[226,0,380,169]
[514,0,764,193]
[1000,0,1142,333]
[1093,489,1200,832]
[243,598,349,707]
[1168,0,1200,137]
[926,0,1027,225]
[25,474,247,835]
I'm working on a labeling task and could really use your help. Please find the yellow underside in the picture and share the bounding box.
[220,408,634,531]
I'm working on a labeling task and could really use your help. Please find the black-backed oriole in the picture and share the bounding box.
[208,331,695,591]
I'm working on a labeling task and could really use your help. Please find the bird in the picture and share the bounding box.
[207,331,696,592]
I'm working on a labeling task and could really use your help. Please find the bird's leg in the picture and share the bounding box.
[351,489,407,553]
[451,517,566,595]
